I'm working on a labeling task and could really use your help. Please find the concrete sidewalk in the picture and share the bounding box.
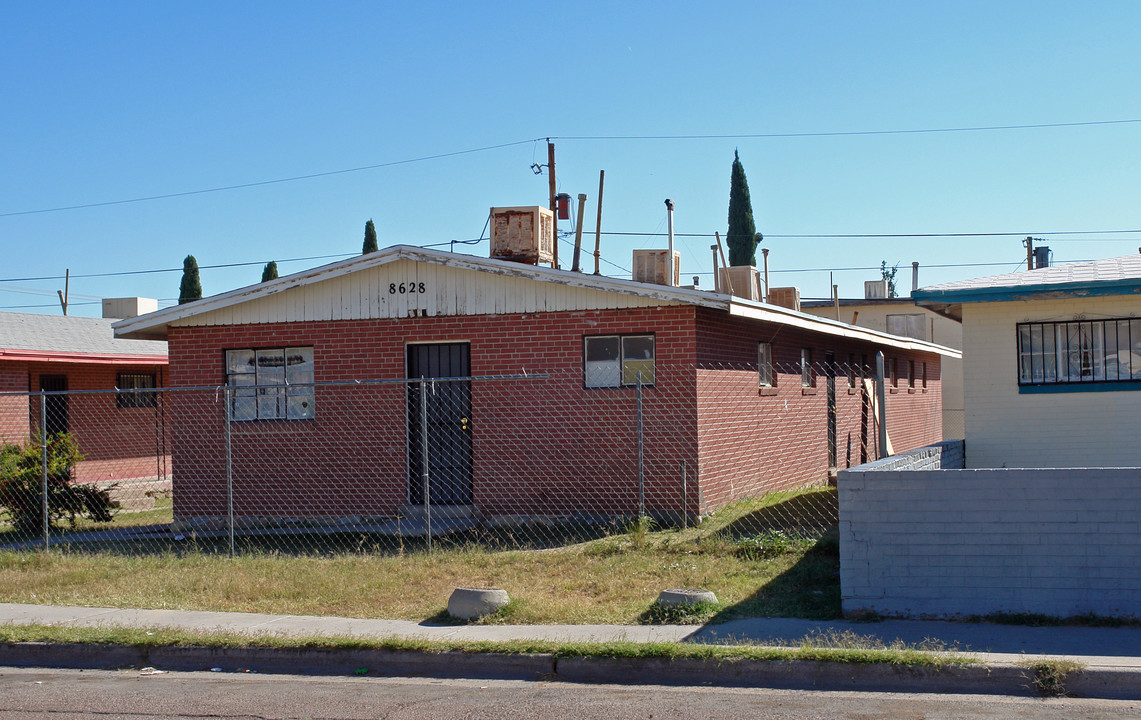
[2,602,1141,698]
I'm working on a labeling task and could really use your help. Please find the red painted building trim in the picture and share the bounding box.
[0,350,168,365]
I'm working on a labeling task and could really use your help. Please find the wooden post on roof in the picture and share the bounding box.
[548,141,558,268]
[593,170,605,275]
[56,269,69,316]
[714,232,733,296]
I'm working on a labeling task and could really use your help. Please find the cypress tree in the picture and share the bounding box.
[362,219,378,254]
[261,261,279,283]
[726,150,761,266]
[178,255,202,304]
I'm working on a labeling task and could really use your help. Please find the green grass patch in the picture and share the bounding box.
[0,487,842,625]
[0,623,972,668]
[972,611,1141,628]
[1019,658,1086,697]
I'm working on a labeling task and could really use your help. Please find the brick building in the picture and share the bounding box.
[115,245,956,526]
[0,309,168,486]
[802,288,964,440]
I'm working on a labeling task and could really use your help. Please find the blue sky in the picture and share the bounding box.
[3,2,1140,316]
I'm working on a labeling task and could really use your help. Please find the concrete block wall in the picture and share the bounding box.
[846,440,964,473]
[840,462,1141,619]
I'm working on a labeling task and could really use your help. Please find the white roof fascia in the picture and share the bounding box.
[728,300,961,358]
[114,245,725,339]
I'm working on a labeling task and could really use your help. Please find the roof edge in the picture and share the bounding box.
[0,349,168,365]
[913,277,1141,305]
[114,245,728,339]
[727,301,961,358]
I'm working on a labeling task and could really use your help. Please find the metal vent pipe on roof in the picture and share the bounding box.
[912,261,919,292]
[664,199,675,286]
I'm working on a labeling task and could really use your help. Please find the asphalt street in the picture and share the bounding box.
[2,667,1137,720]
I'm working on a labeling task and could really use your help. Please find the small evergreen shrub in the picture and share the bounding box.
[0,433,118,532]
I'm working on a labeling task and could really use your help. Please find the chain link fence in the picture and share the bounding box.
[0,361,934,554]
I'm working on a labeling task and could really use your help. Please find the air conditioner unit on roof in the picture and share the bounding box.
[632,249,680,287]
[865,280,888,299]
[490,206,554,266]
[769,286,801,311]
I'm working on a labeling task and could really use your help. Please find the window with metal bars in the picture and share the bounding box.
[1017,318,1141,386]
[116,373,156,408]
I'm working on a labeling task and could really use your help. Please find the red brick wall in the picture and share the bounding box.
[165,304,944,523]
[24,361,170,483]
[693,308,943,512]
[0,362,30,444]
[166,307,700,522]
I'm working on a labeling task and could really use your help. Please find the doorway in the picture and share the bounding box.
[825,352,837,469]
[406,343,473,506]
[39,374,69,436]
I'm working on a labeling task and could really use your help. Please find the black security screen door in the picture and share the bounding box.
[407,343,473,506]
[39,375,69,436]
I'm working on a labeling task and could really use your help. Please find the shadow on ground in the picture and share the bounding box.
[703,489,842,623]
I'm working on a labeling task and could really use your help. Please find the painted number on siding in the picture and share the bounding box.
[389,282,426,294]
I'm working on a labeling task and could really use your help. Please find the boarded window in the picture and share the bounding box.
[225,347,314,420]
[887,313,927,341]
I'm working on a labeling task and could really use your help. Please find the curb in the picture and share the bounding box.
[555,656,1035,696]
[2,642,1140,699]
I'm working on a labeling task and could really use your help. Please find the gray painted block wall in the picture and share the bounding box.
[839,449,1141,619]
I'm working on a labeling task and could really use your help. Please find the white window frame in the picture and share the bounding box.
[225,347,315,421]
[800,348,815,388]
[584,334,655,388]
[758,342,774,387]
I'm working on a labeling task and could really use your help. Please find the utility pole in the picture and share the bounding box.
[1024,236,1034,271]
[547,140,558,268]
[593,170,605,275]
[56,269,69,316]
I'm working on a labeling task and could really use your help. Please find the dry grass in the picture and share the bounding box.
[0,488,841,625]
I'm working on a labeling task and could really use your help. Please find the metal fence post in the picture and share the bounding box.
[420,378,432,551]
[636,373,644,519]
[875,351,888,459]
[39,394,49,550]
[680,459,687,530]
[224,386,234,556]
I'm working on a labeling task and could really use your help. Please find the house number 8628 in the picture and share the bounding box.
[389,282,426,294]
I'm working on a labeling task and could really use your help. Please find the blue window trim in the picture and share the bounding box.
[1019,381,1141,395]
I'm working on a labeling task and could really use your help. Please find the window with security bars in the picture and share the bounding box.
[584,335,655,387]
[1017,318,1141,386]
[116,373,156,408]
[226,347,315,420]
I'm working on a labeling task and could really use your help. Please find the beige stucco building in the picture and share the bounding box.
[914,254,1141,468]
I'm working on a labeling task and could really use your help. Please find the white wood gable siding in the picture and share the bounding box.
[172,259,678,327]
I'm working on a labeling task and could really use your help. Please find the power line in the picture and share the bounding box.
[0,139,543,219]
[598,229,1141,240]
[3,118,1140,219]
[0,252,356,283]
[556,118,1141,141]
